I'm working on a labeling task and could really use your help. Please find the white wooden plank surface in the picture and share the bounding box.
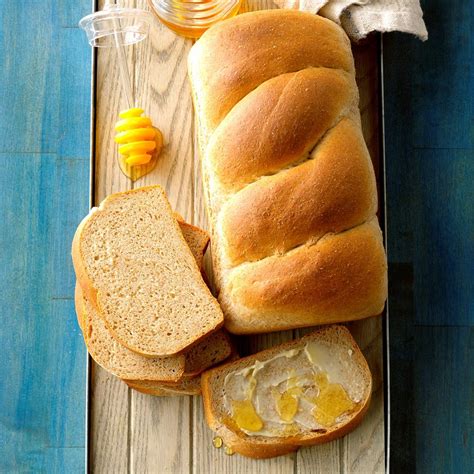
[130,11,195,473]
[90,1,386,472]
[89,1,135,470]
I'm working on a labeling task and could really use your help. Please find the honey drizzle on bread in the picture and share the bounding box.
[201,325,372,458]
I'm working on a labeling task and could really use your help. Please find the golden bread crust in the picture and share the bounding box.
[207,68,357,192]
[124,375,202,396]
[188,11,388,334]
[188,10,354,133]
[221,219,387,334]
[220,118,377,265]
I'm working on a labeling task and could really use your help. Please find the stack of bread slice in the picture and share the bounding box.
[72,186,234,395]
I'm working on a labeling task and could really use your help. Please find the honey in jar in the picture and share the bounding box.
[147,0,242,38]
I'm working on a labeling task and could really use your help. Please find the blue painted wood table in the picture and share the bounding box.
[0,0,91,471]
[384,1,473,472]
[0,0,472,472]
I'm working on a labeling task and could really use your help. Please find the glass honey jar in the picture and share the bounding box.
[147,0,242,38]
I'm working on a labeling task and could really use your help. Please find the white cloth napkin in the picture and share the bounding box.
[274,0,428,41]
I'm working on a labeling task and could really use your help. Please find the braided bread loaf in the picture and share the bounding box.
[188,10,387,334]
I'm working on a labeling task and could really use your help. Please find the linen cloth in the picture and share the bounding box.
[274,0,428,41]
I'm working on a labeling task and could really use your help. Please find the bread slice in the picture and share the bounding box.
[71,185,224,356]
[75,218,209,334]
[77,282,233,383]
[182,329,232,377]
[75,284,185,381]
[123,330,233,388]
[124,351,240,396]
[201,325,372,458]
[177,221,210,270]
[122,332,234,389]
[76,218,214,382]
[124,375,202,396]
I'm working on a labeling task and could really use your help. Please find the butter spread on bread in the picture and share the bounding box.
[223,340,361,436]
[201,326,371,458]
[188,10,387,333]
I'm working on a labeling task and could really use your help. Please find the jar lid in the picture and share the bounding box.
[79,3,153,47]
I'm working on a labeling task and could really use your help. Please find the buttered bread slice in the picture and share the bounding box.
[201,325,371,458]
[72,186,224,356]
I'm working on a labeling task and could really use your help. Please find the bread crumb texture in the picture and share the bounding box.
[78,186,223,356]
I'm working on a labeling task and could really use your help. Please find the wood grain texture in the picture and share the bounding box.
[89,1,135,471]
[0,0,90,471]
[384,1,473,327]
[193,400,296,474]
[343,39,385,474]
[90,0,196,471]
[131,393,191,473]
[291,38,386,474]
[90,1,386,472]
[90,368,129,473]
[131,6,195,473]
[384,0,473,471]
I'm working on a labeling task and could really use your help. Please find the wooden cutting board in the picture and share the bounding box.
[89,1,386,471]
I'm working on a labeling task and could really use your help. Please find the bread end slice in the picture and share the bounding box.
[201,325,372,458]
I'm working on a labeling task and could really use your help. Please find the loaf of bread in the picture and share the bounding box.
[201,325,371,458]
[71,186,224,355]
[188,10,387,333]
